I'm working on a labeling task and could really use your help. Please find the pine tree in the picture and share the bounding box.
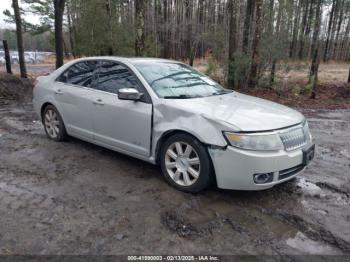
[248,0,263,88]
[12,0,27,78]
[53,0,66,68]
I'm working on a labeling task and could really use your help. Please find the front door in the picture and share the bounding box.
[91,61,153,157]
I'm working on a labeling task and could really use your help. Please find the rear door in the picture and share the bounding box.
[91,61,153,157]
[54,60,98,140]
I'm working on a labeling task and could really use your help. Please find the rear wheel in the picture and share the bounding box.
[43,105,67,141]
[160,133,213,193]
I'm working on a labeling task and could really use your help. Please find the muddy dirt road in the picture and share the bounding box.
[0,97,349,255]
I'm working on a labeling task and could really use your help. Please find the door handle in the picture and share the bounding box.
[93,99,105,106]
[54,89,63,95]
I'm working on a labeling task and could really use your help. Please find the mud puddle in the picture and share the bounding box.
[286,232,342,255]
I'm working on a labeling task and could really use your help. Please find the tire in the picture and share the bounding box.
[159,133,214,193]
[42,105,68,142]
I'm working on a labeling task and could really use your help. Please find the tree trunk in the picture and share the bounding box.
[66,0,76,58]
[267,0,274,36]
[332,0,345,60]
[135,0,147,56]
[155,0,163,57]
[106,0,114,55]
[340,18,350,61]
[310,48,319,99]
[298,0,310,60]
[12,0,27,78]
[309,0,323,99]
[184,0,194,65]
[242,0,254,54]
[161,0,168,58]
[304,0,315,59]
[323,0,336,62]
[270,59,277,86]
[269,0,275,87]
[197,0,205,58]
[54,0,66,69]
[227,0,236,89]
[248,0,263,88]
[3,40,12,74]
[290,0,301,58]
[328,0,341,60]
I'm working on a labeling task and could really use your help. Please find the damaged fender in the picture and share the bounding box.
[151,100,240,160]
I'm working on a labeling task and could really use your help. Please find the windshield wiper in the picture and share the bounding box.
[150,71,192,87]
[168,82,209,89]
[178,76,203,81]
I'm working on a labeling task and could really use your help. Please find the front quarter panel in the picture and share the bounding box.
[152,100,238,158]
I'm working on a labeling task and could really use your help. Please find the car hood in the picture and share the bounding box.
[165,92,305,132]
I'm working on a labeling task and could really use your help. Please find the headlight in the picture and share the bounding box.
[224,132,284,151]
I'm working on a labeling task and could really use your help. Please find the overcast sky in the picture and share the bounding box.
[0,0,39,28]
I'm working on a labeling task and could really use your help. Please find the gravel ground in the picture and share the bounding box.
[0,86,349,256]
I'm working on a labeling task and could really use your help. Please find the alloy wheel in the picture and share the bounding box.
[44,109,60,139]
[165,141,201,186]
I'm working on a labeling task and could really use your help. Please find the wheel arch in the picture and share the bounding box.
[155,129,218,190]
[40,102,64,124]
[155,129,210,165]
[40,102,54,122]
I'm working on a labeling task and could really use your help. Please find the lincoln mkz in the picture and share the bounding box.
[33,57,315,193]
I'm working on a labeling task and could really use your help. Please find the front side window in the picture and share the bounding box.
[57,61,98,87]
[95,61,140,94]
[134,62,230,98]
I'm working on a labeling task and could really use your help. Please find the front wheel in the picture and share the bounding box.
[160,133,214,193]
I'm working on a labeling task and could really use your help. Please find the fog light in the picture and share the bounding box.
[253,173,274,184]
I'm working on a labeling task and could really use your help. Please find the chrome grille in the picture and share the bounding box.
[279,127,306,151]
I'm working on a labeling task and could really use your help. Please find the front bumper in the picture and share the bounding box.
[208,144,314,191]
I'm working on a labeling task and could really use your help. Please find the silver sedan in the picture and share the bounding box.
[33,57,315,192]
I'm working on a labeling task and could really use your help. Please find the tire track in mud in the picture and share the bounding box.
[264,210,350,253]
[160,210,265,243]
[159,196,243,240]
[160,178,350,254]
[260,178,350,254]
[0,173,55,214]
[273,178,350,253]
[159,195,276,250]
[315,182,350,197]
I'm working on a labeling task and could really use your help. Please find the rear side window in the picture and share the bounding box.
[57,61,98,87]
[95,61,140,94]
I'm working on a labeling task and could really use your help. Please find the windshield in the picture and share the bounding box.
[134,62,231,98]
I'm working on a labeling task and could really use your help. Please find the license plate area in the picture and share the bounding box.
[303,144,315,166]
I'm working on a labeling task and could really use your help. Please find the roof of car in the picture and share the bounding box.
[75,56,180,65]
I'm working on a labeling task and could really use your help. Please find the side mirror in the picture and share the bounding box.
[118,88,143,101]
